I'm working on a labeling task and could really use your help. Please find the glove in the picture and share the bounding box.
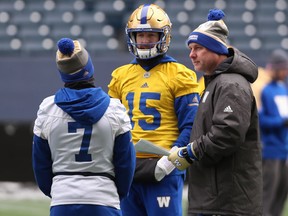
[168,143,196,171]
[154,146,178,181]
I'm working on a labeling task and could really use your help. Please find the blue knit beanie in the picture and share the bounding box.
[56,38,94,83]
[187,9,229,55]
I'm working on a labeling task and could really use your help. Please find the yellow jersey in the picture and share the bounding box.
[108,59,199,158]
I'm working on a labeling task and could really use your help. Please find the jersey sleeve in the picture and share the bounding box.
[109,99,135,199]
[32,135,53,198]
[113,131,136,200]
[109,98,132,136]
[170,65,199,98]
[174,93,199,147]
[32,98,53,198]
[33,96,54,139]
[108,68,123,99]
[169,64,200,147]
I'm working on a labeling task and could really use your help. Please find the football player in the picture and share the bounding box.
[32,38,136,216]
[108,4,199,216]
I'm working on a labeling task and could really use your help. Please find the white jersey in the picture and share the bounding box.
[33,96,131,209]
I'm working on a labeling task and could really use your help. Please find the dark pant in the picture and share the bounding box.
[262,159,288,216]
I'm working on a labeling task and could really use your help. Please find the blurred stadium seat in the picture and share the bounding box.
[0,0,287,58]
[5,0,288,184]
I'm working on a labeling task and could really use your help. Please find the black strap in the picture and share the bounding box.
[54,172,115,181]
[133,158,159,183]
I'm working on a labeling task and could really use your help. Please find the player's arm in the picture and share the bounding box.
[113,131,136,200]
[158,93,200,172]
[32,134,53,198]
[107,68,123,99]
[155,93,199,180]
[170,66,199,147]
[259,89,287,129]
[173,93,199,147]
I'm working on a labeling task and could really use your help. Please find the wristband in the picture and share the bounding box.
[180,148,194,164]
[187,142,198,161]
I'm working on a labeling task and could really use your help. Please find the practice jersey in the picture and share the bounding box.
[33,96,131,208]
[260,80,288,159]
[108,62,198,158]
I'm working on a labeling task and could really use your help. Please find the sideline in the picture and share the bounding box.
[0,181,48,200]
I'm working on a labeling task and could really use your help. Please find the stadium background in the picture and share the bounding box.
[0,0,288,215]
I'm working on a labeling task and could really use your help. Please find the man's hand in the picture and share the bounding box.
[168,146,194,171]
[154,146,178,181]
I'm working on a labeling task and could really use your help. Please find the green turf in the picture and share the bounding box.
[284,202,288,216]
[0,199,50,216]
[0,198,287,216]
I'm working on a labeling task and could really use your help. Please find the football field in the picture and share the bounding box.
[0,199,50,216]
[0,182,287,216]
[0,182,50,216]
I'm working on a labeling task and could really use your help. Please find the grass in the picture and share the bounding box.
[0,194,287,216]
[0,199,50,216]
[284,202,288,216]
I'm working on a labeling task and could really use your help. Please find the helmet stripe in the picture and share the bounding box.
[140,4,151,24]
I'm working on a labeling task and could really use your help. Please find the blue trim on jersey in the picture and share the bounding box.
[131,55,177,65]
[174,93,199,147]
[32,135,53,198]
[140,4,151,24]
[55,87,110,124]
[131,55,178,71]
[113,131,136,200]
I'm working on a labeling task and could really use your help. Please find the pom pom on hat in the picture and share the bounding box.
[186,8,229,55]
[58,38,75,55]
[207,9,225,21]
[56,38,94,83]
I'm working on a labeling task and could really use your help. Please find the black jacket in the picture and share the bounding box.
[188,48,262,215]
